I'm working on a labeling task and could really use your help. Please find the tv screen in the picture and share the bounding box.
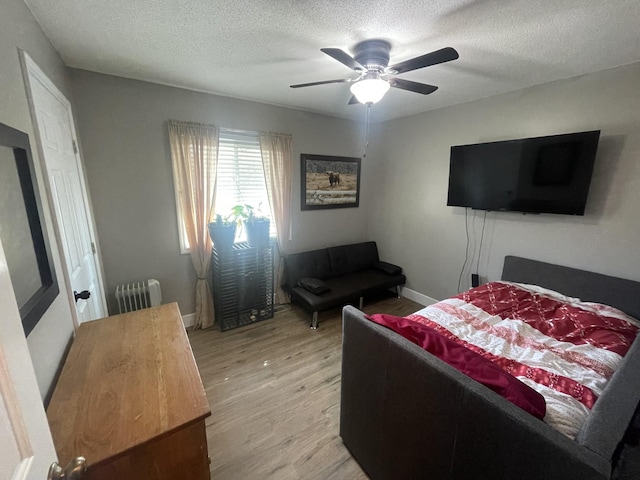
[446,130,600,215]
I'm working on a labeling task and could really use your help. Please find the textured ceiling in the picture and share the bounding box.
[23,0,640,122]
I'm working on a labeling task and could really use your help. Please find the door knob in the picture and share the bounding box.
[48,457,86,479]
[73,290,91,303]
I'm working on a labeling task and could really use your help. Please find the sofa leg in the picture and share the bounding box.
[310,311,318,330]
[359,297,364,309]
[396,286,401,298]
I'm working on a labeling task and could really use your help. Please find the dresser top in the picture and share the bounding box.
[47,303,211,467]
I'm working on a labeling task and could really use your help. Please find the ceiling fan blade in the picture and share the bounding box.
[348,95,359,105]
[321,48,365,72]
[290,78,351,88]
[388,78,438,95]
[387,47,459,74]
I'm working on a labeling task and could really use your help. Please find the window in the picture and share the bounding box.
[216,129,276,241]
[174,128,275,252]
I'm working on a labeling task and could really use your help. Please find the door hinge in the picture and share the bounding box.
[72,140,78,154]
[91,242,96,255]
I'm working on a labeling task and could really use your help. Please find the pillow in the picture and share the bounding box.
[366,313,546,420]
[374,261,402,275]
[298,277,330,295]
[503,281,582,304]
[579,302,640,328]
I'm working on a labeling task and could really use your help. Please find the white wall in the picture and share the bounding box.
[69,70,371,314]
[366,62,640,302]
[0,0,76,400]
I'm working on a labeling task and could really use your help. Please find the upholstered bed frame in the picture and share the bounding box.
[502,256,640,320]
[340,256,640,480]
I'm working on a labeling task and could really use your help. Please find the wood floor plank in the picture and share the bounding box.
[189,296,422,479]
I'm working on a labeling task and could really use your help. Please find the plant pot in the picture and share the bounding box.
[244,219,270,247]
[208,222,236,250]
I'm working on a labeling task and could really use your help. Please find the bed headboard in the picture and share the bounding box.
[502,256,640,320]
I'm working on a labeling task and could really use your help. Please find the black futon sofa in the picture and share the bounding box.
[282,241,406,328]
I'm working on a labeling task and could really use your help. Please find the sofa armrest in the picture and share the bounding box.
[373,261,402,275]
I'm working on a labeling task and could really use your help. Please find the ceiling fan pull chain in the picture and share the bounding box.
[363,103,371,158]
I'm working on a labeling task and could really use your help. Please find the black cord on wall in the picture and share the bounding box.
[476,210,488,275]
[457,207,471,293]
[458,209,489,292]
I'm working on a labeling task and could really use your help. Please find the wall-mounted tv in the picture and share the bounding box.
[447,130,600,215]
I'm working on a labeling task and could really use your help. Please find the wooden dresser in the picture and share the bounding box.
[46,303,211,480]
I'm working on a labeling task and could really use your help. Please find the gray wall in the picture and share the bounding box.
[4,0,637,411]
[0,0,76,399]
[367,62,640,301]
[69,70,370,315]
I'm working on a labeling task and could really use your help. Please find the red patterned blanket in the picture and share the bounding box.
[392,282,638,438]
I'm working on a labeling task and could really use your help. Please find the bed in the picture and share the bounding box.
[340,256,640,480]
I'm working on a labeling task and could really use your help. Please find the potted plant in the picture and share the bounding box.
[231,203,271,247]
[208,213,237,251]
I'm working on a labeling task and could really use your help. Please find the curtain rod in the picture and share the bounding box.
[168,119,216,128]
[221,126,292,138]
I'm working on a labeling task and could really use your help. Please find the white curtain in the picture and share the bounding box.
[259,132,293,304]
[168,120,218,329]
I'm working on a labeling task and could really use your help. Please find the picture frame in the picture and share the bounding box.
[0,122,59,336]
[301,154,361,210]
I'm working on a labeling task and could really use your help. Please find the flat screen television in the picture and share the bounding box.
[446,130,600,215]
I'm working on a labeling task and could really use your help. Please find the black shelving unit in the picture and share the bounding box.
[210,242,274,331]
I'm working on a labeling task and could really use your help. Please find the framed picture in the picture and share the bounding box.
[301,154,361,210]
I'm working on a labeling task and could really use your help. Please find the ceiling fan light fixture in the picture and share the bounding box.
[350,75,390,104]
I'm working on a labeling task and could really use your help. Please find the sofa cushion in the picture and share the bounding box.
[346,241,379,272]
[298,277,330,295]
[283,248,332,289]
[328,241,379,276]
[327,245,350,276]
[346,269,406,292]
[291,277,362,311]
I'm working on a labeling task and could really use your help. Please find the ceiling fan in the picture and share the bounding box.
[290,39,459,105]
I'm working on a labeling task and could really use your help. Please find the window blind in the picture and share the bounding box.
[216,129,275,238]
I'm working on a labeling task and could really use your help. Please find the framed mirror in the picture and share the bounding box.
[0,121,58,336]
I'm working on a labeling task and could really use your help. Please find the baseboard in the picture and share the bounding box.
[182,312,195,328]
[400,287,438,307]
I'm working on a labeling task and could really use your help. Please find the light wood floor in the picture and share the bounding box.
[188,295,421,480]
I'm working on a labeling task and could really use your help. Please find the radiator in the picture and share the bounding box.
[115,279,162,314]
